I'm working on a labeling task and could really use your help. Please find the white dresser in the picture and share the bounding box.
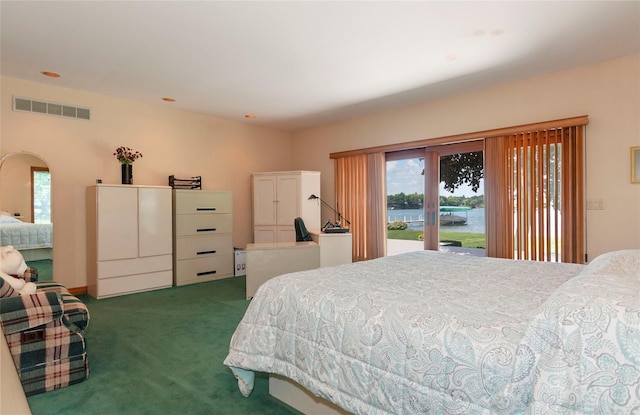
[87,185,173,299]
[173,190,234,286]
[252,171,320,243]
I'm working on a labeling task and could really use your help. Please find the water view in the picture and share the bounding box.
[387,207,486,234]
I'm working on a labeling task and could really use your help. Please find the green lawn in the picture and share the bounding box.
[387,229,486,249]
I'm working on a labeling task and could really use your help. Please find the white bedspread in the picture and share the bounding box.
[0,222,53,250]
[225,250,600,414]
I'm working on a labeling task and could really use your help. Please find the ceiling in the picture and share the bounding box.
[1,1,639,132]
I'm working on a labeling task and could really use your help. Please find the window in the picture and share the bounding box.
[31,167,51,223]
[331,116,588,264]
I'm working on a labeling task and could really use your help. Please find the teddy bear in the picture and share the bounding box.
[0,245,37,295]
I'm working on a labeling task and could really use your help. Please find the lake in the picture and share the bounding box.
[387,207,485,234]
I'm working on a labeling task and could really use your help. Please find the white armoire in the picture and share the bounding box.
[87,184,173,299]
[252,171,320,243]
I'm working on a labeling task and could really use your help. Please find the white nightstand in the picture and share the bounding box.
[310,231,352,267]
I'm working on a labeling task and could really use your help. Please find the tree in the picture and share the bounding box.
[439,152,483,193]
[387,192,407,209]
[406,193,423,209]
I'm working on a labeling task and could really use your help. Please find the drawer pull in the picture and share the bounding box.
[197,250,216,255]
[196,207,217,211]
[197,228,216,232]
[197,270,217,277]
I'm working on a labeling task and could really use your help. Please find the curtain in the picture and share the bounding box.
[335,152,386,261]
[560,126,585,263]
[366,153,387,259]
[485,125,585,263]
[422,150,440,251]
[484,137,512,258]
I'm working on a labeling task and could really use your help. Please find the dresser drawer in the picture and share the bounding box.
[98,255,173,279]
[174,191,232,215]
[175,214,232,236]
[175,234,233,260]
[174,256,234,286]
[97,270,172,299]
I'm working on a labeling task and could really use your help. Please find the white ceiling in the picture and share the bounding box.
[1,1,639,132]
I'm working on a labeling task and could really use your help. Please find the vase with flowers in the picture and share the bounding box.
[114,146,143,185]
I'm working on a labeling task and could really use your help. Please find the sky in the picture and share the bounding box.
[386,158,483,197]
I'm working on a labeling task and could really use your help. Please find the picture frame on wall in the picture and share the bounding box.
[632,146,640,183]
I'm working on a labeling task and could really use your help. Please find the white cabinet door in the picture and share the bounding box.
[277,226,296,243]
[138,187,172,257]
[253,177,277,225]
[254,226,277,244]
[97,186,138,261]
[276,175,299,226]
[254,226,295,243]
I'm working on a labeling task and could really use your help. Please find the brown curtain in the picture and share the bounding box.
[335,152,386,261]
[560,126,585,263]
[422,150,440,251]
[485,125,585,263]
[484,137,513,258]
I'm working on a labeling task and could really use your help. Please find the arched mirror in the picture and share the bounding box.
[0,152,53,281]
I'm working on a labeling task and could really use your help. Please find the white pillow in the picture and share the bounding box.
[580,249,640,277]
[0,216,20,224]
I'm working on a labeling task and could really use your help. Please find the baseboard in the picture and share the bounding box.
[68,286,88,296]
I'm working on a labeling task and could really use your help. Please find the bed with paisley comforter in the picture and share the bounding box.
[224,249,640,415]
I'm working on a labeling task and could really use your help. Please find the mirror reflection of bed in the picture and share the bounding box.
[0,151,53,281]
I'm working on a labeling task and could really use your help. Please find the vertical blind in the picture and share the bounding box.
[485,125,585,263]
[366,153,387,259]
[335,153,386,261]
[422,150,440,251]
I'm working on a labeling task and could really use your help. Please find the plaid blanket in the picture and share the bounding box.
[22,266,38,282]
[35,281,90,331]
[1,277,89,395]
[0,266,38,297]
[0,273,90,330]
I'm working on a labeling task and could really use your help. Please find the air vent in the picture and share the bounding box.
[13,96,91,121]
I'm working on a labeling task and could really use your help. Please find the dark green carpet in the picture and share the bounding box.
[27,277,301,415]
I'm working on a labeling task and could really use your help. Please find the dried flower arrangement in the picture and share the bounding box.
[114,146,143,164]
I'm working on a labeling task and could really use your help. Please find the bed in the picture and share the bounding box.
[0,215,53,260]
[224,249,640,415]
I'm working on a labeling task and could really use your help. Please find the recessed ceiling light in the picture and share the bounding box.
[41,71,61,78]
[245,114,256,119]
[162,97,176,102]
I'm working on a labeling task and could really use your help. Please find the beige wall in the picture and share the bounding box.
[292,54,640,260]
[0,77,293,288]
